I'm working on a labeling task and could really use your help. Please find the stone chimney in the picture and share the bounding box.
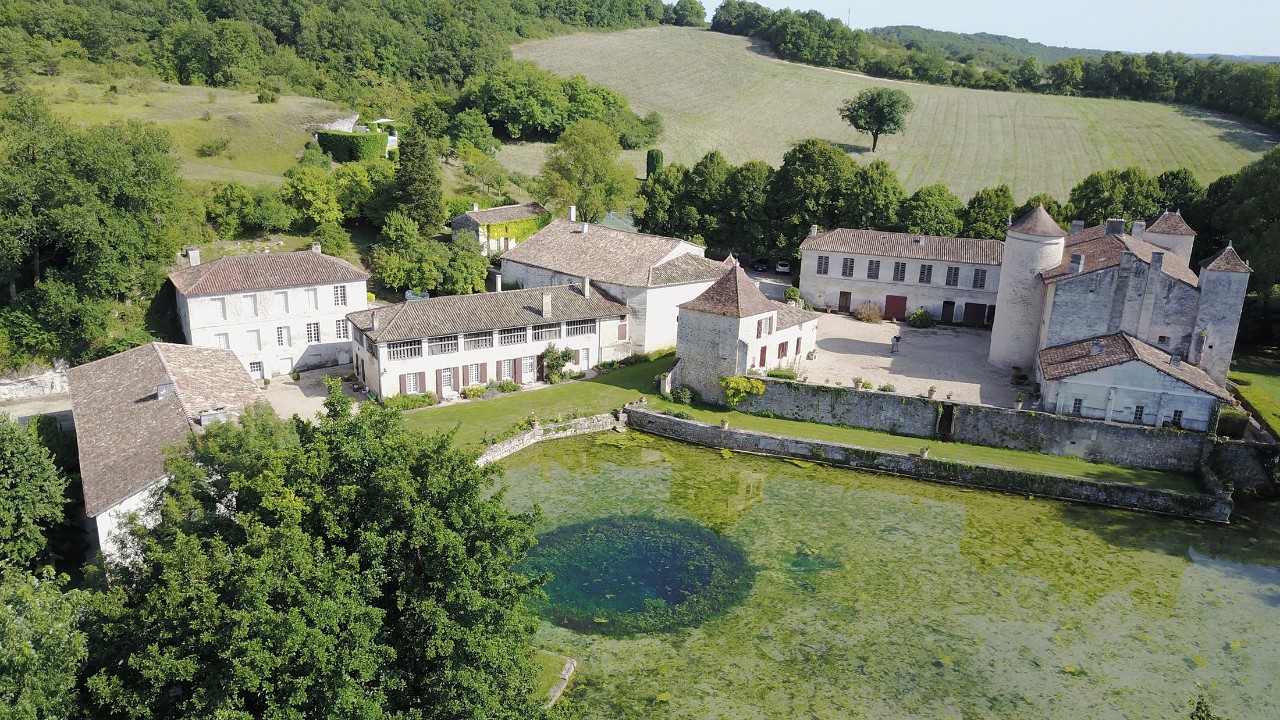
[156,381,176,399]
[1150,251,1164,275]
[542,290,553,317]
[371,310,379,332]
[472,202,480,212]
[810,224,820,236]
[199,408,229,426]
[310,242,322,254]
[1131,221,1146,239]
[581,222,588,234]
[568,205,577,222]
[581,277,590,299]
[187,247,201,267]
[493,272,502,293]
[1069,220,1085,235]
[1105,218,1126,236]
[1170,354,1182,367]
[1069,253,1083,274]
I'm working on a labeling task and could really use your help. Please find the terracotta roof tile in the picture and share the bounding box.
[800,228,1003,265]
[679,267,777,318]
[501,220,723,287]
[346,284,628,343]
[1008,205,1066,238]
[650,253,731,286]
[1147,211,1195,236]
[1042,225,1200,286]
[774,301,820,330]
[456,202,548,226]
[68,343,262,517]
[1038,333,1229,400]
[169,250,369,297]
[1201,246,1252,273]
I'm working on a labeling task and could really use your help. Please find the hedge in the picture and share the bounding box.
[316,130,388,162]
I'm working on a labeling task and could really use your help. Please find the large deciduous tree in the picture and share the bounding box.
[839,159,904,230]
[1068,166,1162,227]
[1,567,86,720]
[838,87,915,151]
[0,415,67,568]
[898,184,964,236]
[537,119,638,222]
[768,138,856,254]
[961,184,1016,239]
[1216,147,1280,293]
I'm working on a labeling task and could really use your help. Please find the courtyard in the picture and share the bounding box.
[802,313,1021,407]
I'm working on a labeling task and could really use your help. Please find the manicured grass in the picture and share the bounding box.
[404,353,1197,491]
[509,27,1277,200]
[531,650,569,703]
[1229,357,1280,436]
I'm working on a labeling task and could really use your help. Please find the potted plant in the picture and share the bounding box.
[1014,392,1025,410]
[919,446,930,459]
[927,385,937,398]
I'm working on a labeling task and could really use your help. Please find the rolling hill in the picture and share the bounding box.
[508,27,1278,200]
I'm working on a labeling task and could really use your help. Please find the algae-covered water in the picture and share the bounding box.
[499,432,1280,719]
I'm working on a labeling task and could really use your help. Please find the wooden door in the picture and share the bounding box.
[884,295,908,320]
[759,345,767,368]
[838,291,852,313]
[536,355,546,381]
[962,303,986,327]
[941,301,955,324]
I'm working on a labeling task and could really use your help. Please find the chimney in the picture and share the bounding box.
[1105,218,1126,236]
[493,272,502,293]
[1150,251,1164,275]
[310,241,322,254]
[581,277,590,299]
[187,247,201,267]
[472,202,480,212]
[581,222,588,234]
[810,224,820,236]
[1089,340,1106,356]
[1170,354,1182,367]
[1069,220,1084,235]
[156,381,176,399]
[371,310,379,332]
[1069,253,1083,274]
[568,205,577,222]
[1131,220,1146,239]
[199,408,229,426]
[542,290,553,317]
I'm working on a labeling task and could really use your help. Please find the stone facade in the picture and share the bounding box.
[989,223,1065,370]
[798,252,999,323]
[1039,359,1222,431]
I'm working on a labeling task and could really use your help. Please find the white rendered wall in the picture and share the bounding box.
[799,249,1000,319]
[988,229,1064,369]
[1039,361,1220,431]
[1143,231,1195,269]
[94,478,164,560]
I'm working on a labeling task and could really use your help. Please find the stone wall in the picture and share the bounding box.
[736,380,938,438]
[0,360,70,402]
[1207,440,1280,498]
[626,408,1232,523]
[476,413,623,466]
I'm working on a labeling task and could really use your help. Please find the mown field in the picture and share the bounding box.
[509,27,1279,199]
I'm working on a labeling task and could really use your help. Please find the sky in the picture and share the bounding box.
[740,0,1280,56]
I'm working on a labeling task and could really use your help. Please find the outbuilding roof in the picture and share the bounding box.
[799,228,1003,265]
[346,284,627,343]
[1037,333,1230,400]
[68,343,262,518]
[454,202,548,226]
[169,250,369,297]
[501,220,726,287]
[678,266,777,319]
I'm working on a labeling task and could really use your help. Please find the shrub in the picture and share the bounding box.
[312,222,352,257]
[460,384,486,399]
[382,392,437,411]
[316,130,388,163]
[541,344,574,381]
[256,86,280,103]
[671,386,694,405]
[877,383,896,392]
[662,409,692,420]
[861,381,874,389]
[495,379,520,393]
[784,286,802,304]
[291,372,301,381]
[852,301,883,323]
[387,148,399,162]
[197,137,231,157]
[766,368,798,380]
[1217,408,1249,438]
[906,308,933,328]
[721,375,765,407]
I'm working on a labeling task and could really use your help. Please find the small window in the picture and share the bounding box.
[306,322,321,343]
[306,287,319,311]
[405,372,421,394]
[919,264,933,284]
[1071,398,1083,415]
[867,260,881,279]
[618,316,628,341]
[467,363,481,385]
[1172,409,1184,427]
[533,323,561,341]
[945,266,959,287]
[463,331,494,350]
[756,318,766,339]
[248,361,263,377]
[214,332,229,349]
[244,294,258,317]
[778,341,788,358]
[499,327,527,346]
[212,298,227,320]
[498,359,513,381]
[816,255,830,275]
[333,285,347,307]
[1133,405,1145,424]
[428,336,458,355]
[841,258,855,277]
[275,291,289,313]
[892,262,906,282]
[277,326,290,347]
[335,320,349,340]
[1157,335,1170,344]
[972,269,988,289]
[566,319,596,337]
[441,367,454,391]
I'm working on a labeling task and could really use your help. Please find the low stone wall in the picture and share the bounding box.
[626,408,1232,523]
[1208,439,1280,498]
[476,413,623,466]
[0,360,69,402]
[736,380,938,438]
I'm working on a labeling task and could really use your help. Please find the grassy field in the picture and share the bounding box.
[34,70,353,186]
[531,650,570,704]
[1229,356,1280,436]
[509,27,1278,200]
[403,354,1197,491]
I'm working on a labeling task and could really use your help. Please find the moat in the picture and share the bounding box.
[501,432,1280,719]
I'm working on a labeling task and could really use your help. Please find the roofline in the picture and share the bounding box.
[176,275,371,298]
[503,256,718,289]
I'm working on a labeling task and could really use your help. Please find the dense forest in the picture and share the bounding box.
[870,26,1109,66]
[712,0,1280,133]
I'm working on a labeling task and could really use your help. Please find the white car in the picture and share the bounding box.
[775,259,792,274]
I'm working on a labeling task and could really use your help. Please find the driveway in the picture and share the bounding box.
[797,314,1020,407]
[742,266,793,301]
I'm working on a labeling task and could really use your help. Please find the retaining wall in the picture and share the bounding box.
[0,360,69,402]
[476,413,622,466]
[626,408,1232,523]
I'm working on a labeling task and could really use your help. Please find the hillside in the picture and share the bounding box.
[509,27,1277,200]
[869,26,1109,65]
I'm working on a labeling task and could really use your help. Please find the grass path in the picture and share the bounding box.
[403,354,1197,492]
[509,27,1277,199]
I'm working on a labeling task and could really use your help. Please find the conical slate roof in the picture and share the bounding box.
[1201,245,1251,273]
[1147,210,1196,236]
[678,266,776,318]
[1008,205,1066,238]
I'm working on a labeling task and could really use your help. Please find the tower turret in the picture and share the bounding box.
[1145,210,1196,270]
[1193,245,1251,384]
[988,206,1066,370]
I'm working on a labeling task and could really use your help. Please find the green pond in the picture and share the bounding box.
[499,432,1280,719]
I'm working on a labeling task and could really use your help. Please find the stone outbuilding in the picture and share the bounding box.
[448,201,549,256]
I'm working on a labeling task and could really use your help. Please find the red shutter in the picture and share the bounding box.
[435,369,443,398]
[480,363,488,383]
[514,357,523,383]
[417,372,427,394]
[796,338,802,356]
[452,368,460,391]
[618,316,628,341]
[399,373,407,396]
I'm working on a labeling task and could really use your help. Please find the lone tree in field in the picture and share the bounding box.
[839,87,915,152]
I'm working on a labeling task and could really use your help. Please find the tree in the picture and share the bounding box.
[684,150,732,248]
[1015,57,1043,90]
[1068,166,1162,227]
[839,87,915,152]
[448,108,501,154]
[1189,694,1228,720]
[537,119,638,222]
[635,163,689,237]
[283,165,343,228]
[394,125,446,233]
[839,159,904,230]
[768,138,856,254]
[722,160,774,257]
[898,184,964,236]
[439,231,489,296]
[0,567,86,720]
[664,0,707,26]
[1157,167,1206,215]
[1014,193,1073,228]
[370,212,450,295]
[646,148,664,177]
[83,396,545,719]
[1217,147,1280,293]
[0,415,67,568]
[961,184,1016,239]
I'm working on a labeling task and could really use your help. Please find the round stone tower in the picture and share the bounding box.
[988,206,1066,370]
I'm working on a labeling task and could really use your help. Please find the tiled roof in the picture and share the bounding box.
[800,228,1003,265]
[1038,333,1230,400]
[501,220,724,287]
[775,300,820,330]
[346,284,628,343]
[68,343,262,518]
[1008,205,1067,238]
[170,250,369,297]
[1042,225,1200,286]
[1201,245,1252,273]
[457,202,547,226]
[678,267,778,319]
[1147,210,1195,236]
[651,253,731,286]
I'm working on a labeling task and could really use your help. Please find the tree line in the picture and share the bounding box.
[711,0,1280,133]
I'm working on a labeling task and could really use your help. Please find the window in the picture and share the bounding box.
[522,356,536,378]
[919,264,933,284]
[778,341,788,358]
[306,322,321,343]
[247,329,261,350]
[499,327,527,346]
[214,332,229,349]
[533,323,561,341]
[463,331,494,350]
[498,359,513,381]
[428,336,458,355]
[816,255,830,275]
[1172,409,1184,426]
[972,269,988,289]
[579,348,590,368]
[466,363,481,385]
[618,316,628,341]
[757,318,770,339]
[945,266,959,287]
[867,260,881,279]
[566,319,596,337]
[1071,398,1083,415]
[306,287,319,310]
[1157,335,1170,344]
[243,294,258,317]
[333,285,347,307]
[892,262,906,282]
[1133,405,1145,424]
[248,361,263,377]
[275,291,289,313]
[277,326,291,347]
[405,372,421,394]
[387,340,423,360]
[841,257,855,277]
[335,320,349,340]
[441,367,454,391]
[212,298,227,320]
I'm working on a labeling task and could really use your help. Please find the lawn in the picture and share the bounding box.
[509,27,1278,200]
[531,650,571,704]
[1229,356,1280,436]
[404,353,1197,492]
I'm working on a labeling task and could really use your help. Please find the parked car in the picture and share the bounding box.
[775,259,792,274]
[750,258,770,272]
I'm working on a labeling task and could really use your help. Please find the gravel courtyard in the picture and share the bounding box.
[798,314,1021,407]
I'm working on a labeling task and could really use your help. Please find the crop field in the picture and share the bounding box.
[509,27,1278,200]
[34,69,353,186]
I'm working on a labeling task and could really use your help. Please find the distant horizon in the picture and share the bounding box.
[732,0,1280,57]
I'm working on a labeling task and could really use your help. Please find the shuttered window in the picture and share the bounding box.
[816,255,830,275]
